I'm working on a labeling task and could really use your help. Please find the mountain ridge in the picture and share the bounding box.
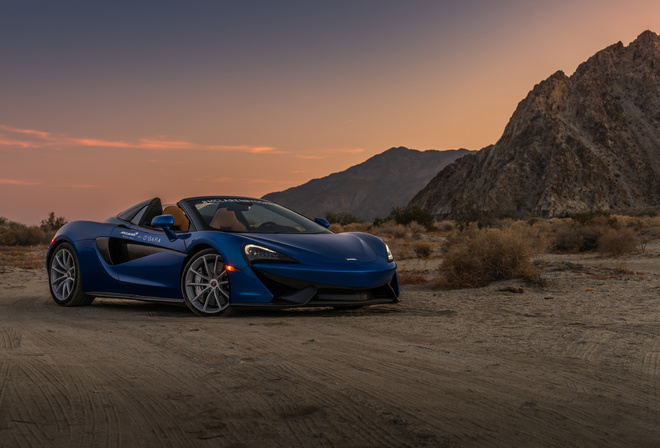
[263,147,472,220]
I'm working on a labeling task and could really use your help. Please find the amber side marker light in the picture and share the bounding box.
[225,265,239,272]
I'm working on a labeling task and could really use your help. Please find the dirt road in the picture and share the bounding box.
[1,246,660,447]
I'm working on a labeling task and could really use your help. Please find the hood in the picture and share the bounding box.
[239,232,382,264]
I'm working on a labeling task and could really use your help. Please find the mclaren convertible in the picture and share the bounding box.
[46,196,400,316]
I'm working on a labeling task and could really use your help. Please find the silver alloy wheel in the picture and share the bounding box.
[50,247,76,301]
[183,253,230,314]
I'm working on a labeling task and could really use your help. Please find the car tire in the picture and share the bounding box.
[181,249,231,317]
[48,242,95,306]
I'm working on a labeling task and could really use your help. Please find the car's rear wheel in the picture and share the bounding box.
[182,249,231,316]
[48,242,95,306]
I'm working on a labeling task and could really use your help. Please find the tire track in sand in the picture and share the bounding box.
[640,340,660,377]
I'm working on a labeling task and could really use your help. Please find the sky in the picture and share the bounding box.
[2,0,660,225]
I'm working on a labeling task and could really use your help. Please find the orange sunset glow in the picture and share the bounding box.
[2,0,660,224]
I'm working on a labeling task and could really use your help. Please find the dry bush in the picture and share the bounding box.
[436,224,541,289]
[598,227,639,257]
[408,222,426,239]
[414,241,433,259]
[329,223,344,233]
[0,224,51,246]
[551,222,600,252]
[435,220,454,232]
[386,239,415,260]
[343,222,372,233]
[374,220,408,239]
[397,269,429,285]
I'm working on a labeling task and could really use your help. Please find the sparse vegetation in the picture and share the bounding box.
[0,213,67,246]
[374,220,408,239]
[0,221,51,246]
[598,227,639,257]
[40,212,68,232]
[436,223,541,288]
[325,211,364,226]
[413,242,433,259]
[374,205,435,231]
[637,209,658,218]
[0,245,48,269]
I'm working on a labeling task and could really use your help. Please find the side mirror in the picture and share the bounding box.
[314,217,330,228]
[151,214,175,229]
[151,214,177,241]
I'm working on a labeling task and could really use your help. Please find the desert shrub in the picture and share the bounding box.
[569,210,612,225]
[386,239,415,259]
[397,269,428,284]
[342,222,371,232]
[454,207,497,229]
[0,213,68,246]
[414,242,433,259]
[408,221,426,238]
[637,209,658,218]
[384,205,435,230]
[552,222,600,252]
[527,216,541,226]
[40,212,67,232]
[552,223,583,252]
[499,209,520,220]
[435,220,454,232]
[598,227,638,256]
[0,222,50,246]
[374,220,408,239]
[329,223,343,233]
[436,224,539,288]
[325,211,364,226]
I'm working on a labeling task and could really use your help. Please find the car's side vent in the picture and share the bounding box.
[96,237,114,265]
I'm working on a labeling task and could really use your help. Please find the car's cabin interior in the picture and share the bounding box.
[118,197,259,233]
[209,208,247,232]
[163,205,190,232]
[118,198,191,232]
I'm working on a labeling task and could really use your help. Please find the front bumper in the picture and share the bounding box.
[231,265,400,309]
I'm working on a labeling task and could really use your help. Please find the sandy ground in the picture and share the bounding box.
[1,241,660,448]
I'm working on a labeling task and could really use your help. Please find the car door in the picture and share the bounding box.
[106,223,189,300]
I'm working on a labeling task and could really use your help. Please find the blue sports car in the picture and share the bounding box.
[46,196,400,316]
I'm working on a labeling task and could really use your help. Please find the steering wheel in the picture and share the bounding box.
[257,221,279,231]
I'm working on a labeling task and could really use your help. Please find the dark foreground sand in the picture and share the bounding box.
[1,241,659,447]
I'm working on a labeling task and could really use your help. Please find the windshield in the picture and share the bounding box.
[187,198,331,234]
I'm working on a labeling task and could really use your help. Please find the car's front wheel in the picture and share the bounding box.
[182,249,231,316]
[48,242,95,306]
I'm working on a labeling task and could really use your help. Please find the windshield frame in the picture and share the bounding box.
[180,196,332,235]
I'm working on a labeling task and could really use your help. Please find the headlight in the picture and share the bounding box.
[385,243,394,262]
[243,244,297,264]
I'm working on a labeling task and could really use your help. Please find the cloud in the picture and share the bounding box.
[54,183,102,189]
[0,178,41,186]
[296,154,324,160]
[0,178,102,188]
[0,124,281,154]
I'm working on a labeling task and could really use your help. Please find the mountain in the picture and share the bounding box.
[410,30,660,218]
[263,147,472,220]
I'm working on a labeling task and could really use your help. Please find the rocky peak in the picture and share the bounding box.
[410,31,660,218]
